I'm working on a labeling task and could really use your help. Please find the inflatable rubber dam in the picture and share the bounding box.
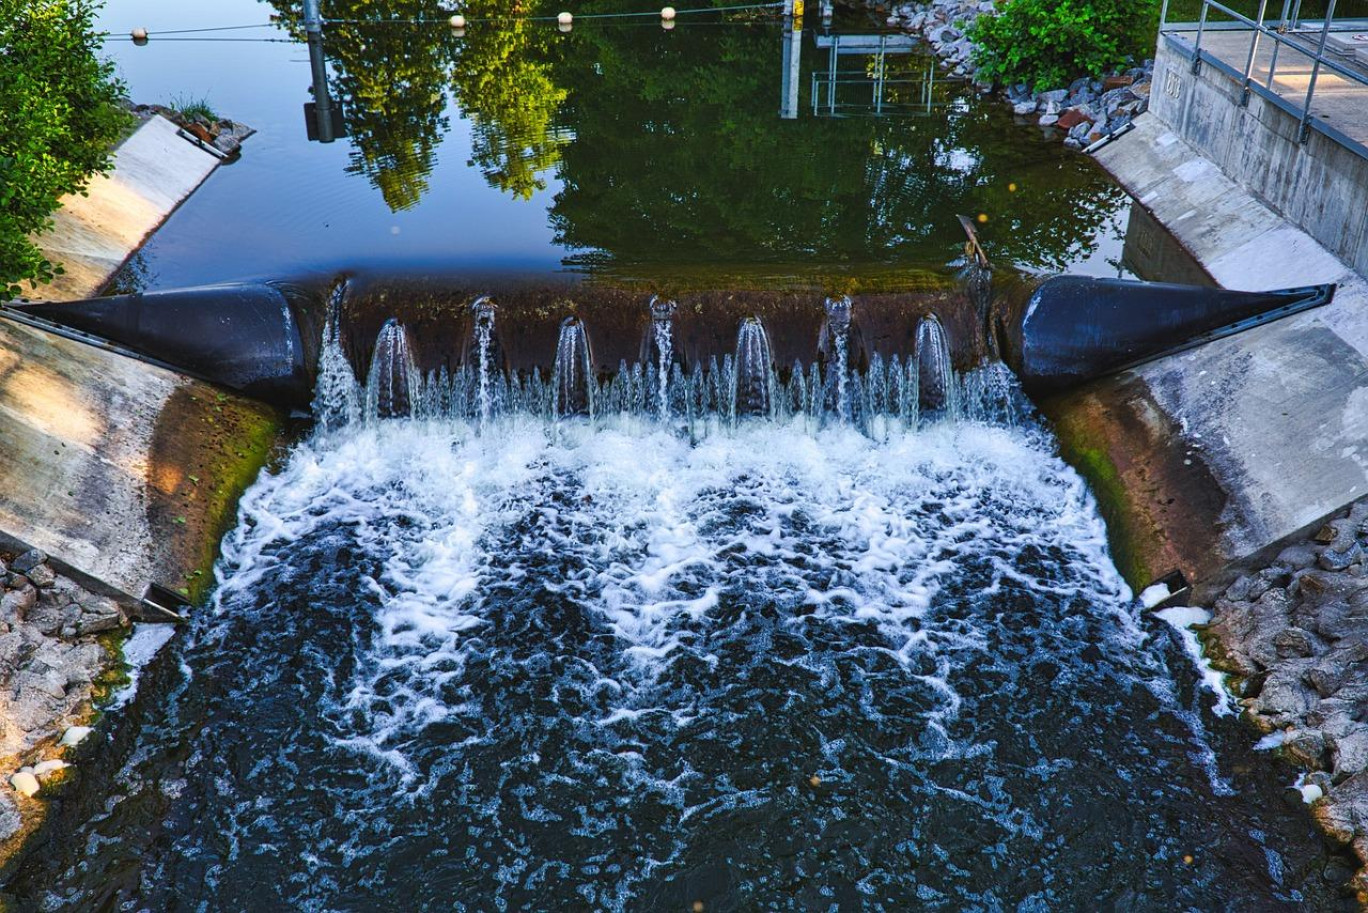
[12,271,1334,416]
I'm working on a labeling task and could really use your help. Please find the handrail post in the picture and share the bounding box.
[1239,0,1271,105]
[1298,0,1339,143]
[303,0,322,34]
[1192,0,1211,74]
[1266,0,1293,90]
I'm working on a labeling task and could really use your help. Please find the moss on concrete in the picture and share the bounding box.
[149,385,282,605]
[1049,409,1153,589]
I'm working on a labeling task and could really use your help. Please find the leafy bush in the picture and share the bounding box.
[969,0,1157,91]
[0,0,128,298]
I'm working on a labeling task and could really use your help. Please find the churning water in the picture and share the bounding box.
[15,331,1349,911]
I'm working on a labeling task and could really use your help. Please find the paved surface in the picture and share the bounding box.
[1052,113,1368,595]
[26,115,221,302]
[1167,26,1368,148]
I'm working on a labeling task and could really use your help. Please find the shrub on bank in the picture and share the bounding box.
[0,0,128,298]
[968,0,1158,91]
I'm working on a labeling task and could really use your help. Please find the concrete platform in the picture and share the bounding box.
[1167,27,1368,150]
[26,115,223,302]
[1047,113,1368,596]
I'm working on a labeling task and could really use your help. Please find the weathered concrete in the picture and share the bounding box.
[1046,113,1368,597]
[0,315,280,607]
[1151,30,1368,278]
[26,115,223,302]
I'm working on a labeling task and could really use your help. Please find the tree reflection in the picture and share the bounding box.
[451,1,568,199]
[269,1,1121,274]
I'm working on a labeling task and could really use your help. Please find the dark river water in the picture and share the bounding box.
[7,0,1354,909]
[9,344,1354,910]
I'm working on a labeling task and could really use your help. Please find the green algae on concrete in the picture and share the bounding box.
[147,385,282,606]
[1042,374,1232,597]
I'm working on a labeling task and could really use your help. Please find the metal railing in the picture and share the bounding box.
[1160,0,1368,142]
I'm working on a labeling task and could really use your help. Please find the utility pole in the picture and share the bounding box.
[303,0,338,143]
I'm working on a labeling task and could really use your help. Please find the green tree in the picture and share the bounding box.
[969,0,1157,91]
[0,0,127,297]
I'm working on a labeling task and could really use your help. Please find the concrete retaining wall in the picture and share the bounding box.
[0,316,279,607]
[1149,32,1368,278]
[26,115,224,302]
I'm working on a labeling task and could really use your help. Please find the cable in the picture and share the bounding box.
[110,3,786,36]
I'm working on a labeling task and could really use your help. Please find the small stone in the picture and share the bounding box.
[1315,524,1338,544]
[23,563,56,589]
[1056,108,1092,130]
[1320,544,1363,572]
[0,586,36,623]
[58,726,92,748]
[1038,113,1059,127]
[1067,120,1093,142]
[10,550,47,574]
[1225,575,1254,602]
[9,772,39,798]
[1102,74,1135,90]
[1274,627,1315,658]
[1286,729,1327,766]
[1013,100,1036,116]
[1036,88,1068,107]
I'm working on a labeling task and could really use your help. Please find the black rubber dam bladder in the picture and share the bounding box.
[10,273,1337,411]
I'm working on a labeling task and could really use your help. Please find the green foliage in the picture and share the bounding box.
[0,0,128,297]
[969,0,1157,91]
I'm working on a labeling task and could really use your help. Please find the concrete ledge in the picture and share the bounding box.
[0,317,280,606]
[27,115,223,302]
[1051,113,1368,597]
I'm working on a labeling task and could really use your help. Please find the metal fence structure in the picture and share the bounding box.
[1161,0,1368,143]
[808,33,938,117]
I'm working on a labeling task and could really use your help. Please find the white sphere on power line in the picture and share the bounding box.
[449,14,466,27]
[557,11,573,25]
[661,6,677,19]
[131,26,149,42]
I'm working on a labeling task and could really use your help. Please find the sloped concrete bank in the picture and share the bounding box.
[25,114,231,303]
[0,111,277,873]
[1051,74,1368,896]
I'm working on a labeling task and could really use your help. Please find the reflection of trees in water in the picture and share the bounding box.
[451,2,567,199]
[548,23,1123,272]
[271,1,457,211]
[269,0,565,209]
[270,2,1120,270]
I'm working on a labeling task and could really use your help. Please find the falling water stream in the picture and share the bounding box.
[11,315,1352,911]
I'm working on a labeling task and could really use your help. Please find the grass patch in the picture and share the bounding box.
[166,93,218,123]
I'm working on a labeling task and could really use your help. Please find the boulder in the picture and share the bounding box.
[23,563,56,589]
[9,550,46,575]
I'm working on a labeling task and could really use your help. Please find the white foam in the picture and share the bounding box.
[1156,606,1236,717]
[108,624,178,711]
[1139,582,1171,608]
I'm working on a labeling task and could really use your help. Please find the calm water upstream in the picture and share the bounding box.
[7,0,1354,909]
